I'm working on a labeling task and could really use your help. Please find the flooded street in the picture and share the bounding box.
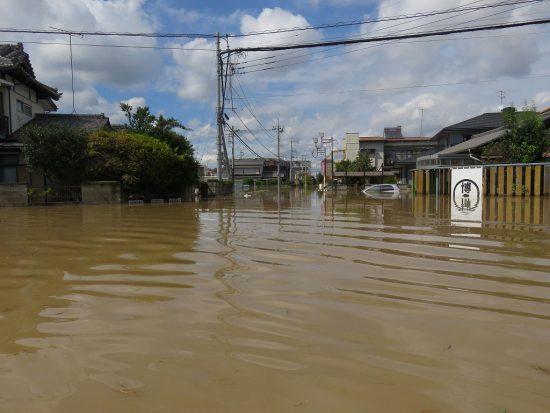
[1,189,550,413]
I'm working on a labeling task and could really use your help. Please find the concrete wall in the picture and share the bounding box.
[359,141,384,170]
[82,181,121,204]
[0,183,27,206]
[343,133,359,161]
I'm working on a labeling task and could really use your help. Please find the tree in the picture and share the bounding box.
[86,130,198,195]
[483,106,550,163]
[337,159,352,184]
[21,125,88,185]
[353,152,374,173]
[120,103,194,157]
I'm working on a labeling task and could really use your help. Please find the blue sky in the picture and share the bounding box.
[1,0,549,167]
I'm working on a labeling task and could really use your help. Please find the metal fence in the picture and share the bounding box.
[28,186,82,204]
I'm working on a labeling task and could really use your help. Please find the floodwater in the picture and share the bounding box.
[0,189,549,413]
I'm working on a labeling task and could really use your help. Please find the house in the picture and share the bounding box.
[343,126,436,183]
[290,159,312,183]
[232,158,290,181]
[416,108,550,169]
[0,43,61,184]
[430,112,505,152]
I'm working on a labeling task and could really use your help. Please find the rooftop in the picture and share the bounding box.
[0,43,61,101]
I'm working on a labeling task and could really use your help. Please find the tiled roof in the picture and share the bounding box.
[0,43,60,101]
[25,113,111,130]
[12,114,111,141]
[431,113,504,142]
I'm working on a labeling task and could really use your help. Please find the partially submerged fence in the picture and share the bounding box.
[413,163,550,196]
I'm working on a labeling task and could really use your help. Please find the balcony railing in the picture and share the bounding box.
[0,115,9,139]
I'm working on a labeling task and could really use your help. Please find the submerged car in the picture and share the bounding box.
[362,184,400,195]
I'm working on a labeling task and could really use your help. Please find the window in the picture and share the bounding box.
[16,99,32,117]
[0,166,16,183]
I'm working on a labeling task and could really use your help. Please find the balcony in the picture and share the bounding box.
[0,115,9,139]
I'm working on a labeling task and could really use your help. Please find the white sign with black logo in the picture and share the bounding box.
[451,167,483,222]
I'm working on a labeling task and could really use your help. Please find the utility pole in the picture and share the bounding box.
[419,108,424,136]
[216,33,222,181]
[497,90,506,106]
[272,119,284,196]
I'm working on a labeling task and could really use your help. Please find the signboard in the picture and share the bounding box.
[451,167,483,222]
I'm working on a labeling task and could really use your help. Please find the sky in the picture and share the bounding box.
[1,0,549,168]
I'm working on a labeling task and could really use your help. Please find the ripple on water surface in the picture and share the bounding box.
[0,193,549,413]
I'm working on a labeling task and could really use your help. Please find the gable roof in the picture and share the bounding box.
[432,112,504,142]
[0,43,61,101]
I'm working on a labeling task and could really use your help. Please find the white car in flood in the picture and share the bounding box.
[362,184,400,195]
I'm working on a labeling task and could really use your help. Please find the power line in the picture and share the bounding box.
[226,18,550,54]
[0,39,217,52]
[0,27,217,38]
[230,73,550,99]
[227,0,544,37]
[233,75,276,140]
[235,0,541,72]
[233,0,531,66]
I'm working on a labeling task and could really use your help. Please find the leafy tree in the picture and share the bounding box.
[353,152,374,173]
[483,106,550,163]
[120,103,194,157]
[336,159,352,184]
[86,130,197,195]
[21,125,88,185]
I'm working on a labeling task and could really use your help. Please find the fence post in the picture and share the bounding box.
[490,167,497,195]
[506,166,514,195]
[516,166,523,196]
[534,165,542,196]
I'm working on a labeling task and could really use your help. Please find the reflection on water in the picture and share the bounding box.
[0,190,550,413]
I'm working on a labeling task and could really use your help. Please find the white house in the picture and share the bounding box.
[0,43,61,183]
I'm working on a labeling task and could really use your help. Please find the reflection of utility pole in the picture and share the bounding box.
[227,126,240,181]
[312,133,327,188]
[272,119,284,197]
[290,137,293,184]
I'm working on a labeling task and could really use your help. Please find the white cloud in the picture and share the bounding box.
[0,0,161,114]
[165,38,217,102]
[534,91,550,109]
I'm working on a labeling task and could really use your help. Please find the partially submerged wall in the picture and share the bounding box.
[0,184,27,206]
[82,181,121,204]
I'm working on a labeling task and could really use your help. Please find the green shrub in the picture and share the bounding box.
[86,130,197,195]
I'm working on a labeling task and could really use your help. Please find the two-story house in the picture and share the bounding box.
[0,43,61,184]
[344,126,436,183]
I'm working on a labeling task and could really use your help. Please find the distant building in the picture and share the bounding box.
[232,158,290,181]
[290,159,311,183]
[343,126,436,183]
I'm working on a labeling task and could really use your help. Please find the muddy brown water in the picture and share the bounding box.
[0,189,549,413]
